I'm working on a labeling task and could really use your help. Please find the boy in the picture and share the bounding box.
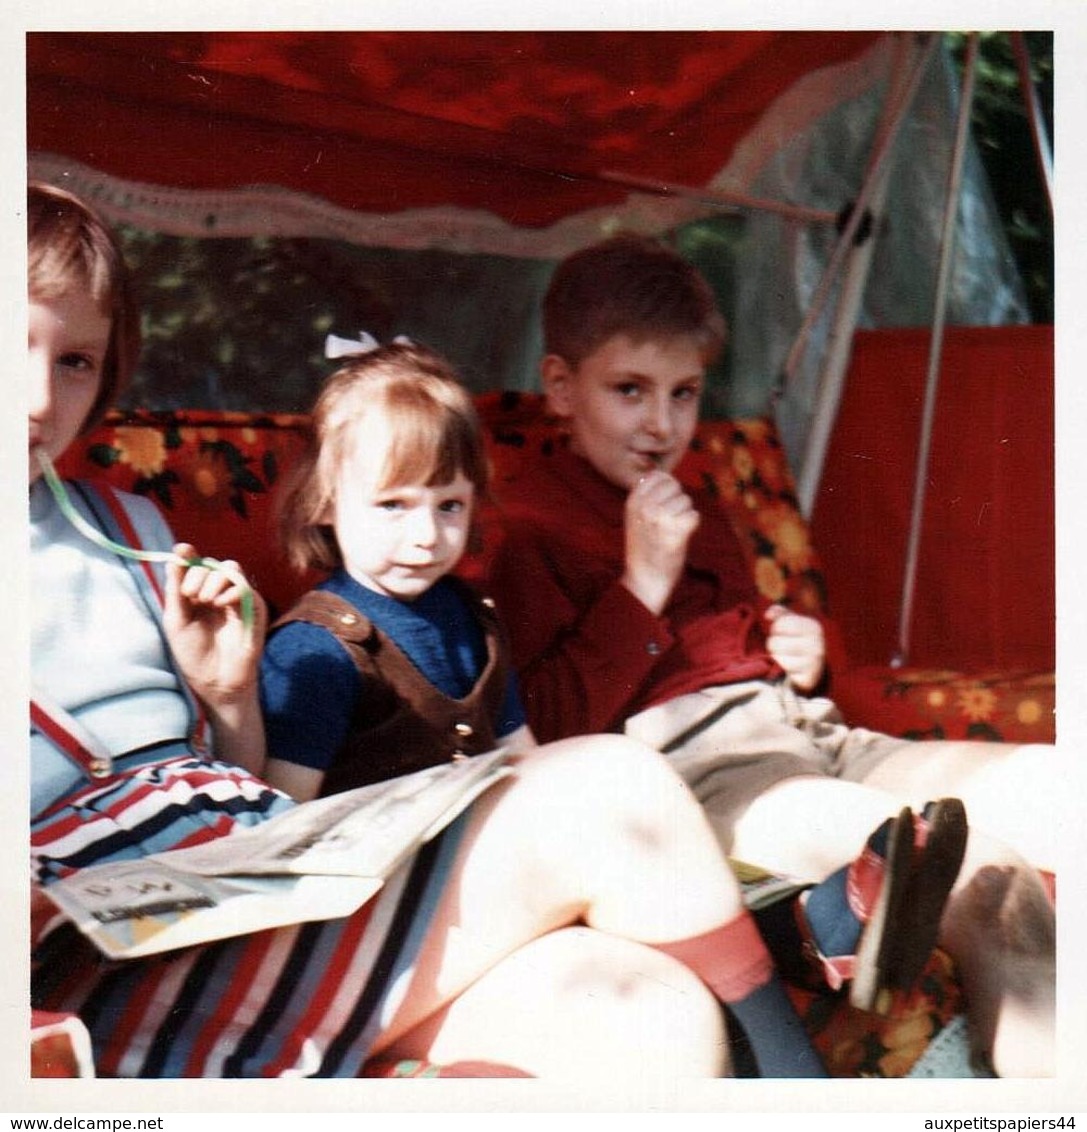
[486,235,1057,1076]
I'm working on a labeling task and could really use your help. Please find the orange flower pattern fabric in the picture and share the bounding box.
[57,409,315,618]
[833,666,1054,745]
[785,950,963,1077]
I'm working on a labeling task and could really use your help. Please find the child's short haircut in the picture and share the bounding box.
[279,342,489,574]
[28,181,142,433]
[543,234,726,367]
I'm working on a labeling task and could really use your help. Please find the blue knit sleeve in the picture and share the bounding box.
[259,621,361,771]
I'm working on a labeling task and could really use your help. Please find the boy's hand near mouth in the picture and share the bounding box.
[621,469,700,616]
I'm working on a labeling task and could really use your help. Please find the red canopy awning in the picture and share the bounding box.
[28,31,882,231]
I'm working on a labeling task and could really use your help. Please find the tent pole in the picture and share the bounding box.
[776,33,938,401]
[1010,31,1054,217]
[892,32,981,668]
[598,170,838,226]
[795,33,925,518]
[794,185,892,522]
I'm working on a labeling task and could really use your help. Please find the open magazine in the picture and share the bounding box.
[43,749,512,960]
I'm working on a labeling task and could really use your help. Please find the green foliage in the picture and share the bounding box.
[676,215,745,418]
[119,232,391,412]
[945,32,1053,322]
[117,230,552,413]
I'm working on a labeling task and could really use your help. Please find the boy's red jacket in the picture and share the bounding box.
[486,447,781,743]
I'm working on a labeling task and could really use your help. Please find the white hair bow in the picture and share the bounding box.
[324,332,413,359]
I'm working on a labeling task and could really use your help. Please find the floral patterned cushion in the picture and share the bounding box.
[56,409,318,618]
[58,398,831,619]
[785,949,965,1078]
[832,666,1055,745]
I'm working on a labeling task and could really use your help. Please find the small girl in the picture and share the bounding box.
[259,345,967,1039]
[259,346,524,801]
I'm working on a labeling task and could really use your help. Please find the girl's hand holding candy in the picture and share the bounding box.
[163,542,268,705]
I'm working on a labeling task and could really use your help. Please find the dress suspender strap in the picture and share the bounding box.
[30,687,116,781]
[64,481,210,754]
[85,479,167,603]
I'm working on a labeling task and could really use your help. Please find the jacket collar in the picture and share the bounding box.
[543,446,629,528]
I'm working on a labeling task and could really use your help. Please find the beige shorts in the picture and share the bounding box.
[624,679,906,845]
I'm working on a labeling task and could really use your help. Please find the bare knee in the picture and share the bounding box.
[516,735,703,849]
[538,733,703,814]
[526,732,677,785]
[389,927,730,1080]
[491,734,743,936]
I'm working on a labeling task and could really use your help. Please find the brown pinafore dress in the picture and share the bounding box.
[271,581,512,796]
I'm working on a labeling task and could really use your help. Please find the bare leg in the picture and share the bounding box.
[370,734,744,1060]
[631,685,1061,872]
[381,926,730,1080]
[728,774,1056,1077]
[630,686,1058,1076]
[730,774,903,882]
[856,741,1061,873]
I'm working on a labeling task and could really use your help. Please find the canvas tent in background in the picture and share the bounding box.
[26,29,1053,676]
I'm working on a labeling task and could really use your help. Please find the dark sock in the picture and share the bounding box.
[803,866,863,958]
[653,914,828,1078]
[726,978,829,1078]
[753,897,812,985]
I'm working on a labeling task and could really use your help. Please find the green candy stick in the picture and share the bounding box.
[35,449,256,632]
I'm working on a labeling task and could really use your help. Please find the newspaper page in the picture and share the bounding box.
[42,749,511,960]
[728,858,810,911]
